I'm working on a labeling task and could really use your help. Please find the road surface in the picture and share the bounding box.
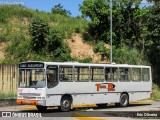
[0,100,160,120]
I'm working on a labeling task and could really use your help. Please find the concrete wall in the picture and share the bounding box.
[0,98,16,106]
[0,65,18,94]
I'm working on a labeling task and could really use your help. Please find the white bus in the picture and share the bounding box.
[16,61,152,112]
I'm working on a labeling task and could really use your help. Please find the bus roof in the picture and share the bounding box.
[20,61,150,68]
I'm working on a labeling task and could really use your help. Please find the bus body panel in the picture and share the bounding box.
[45,81,151,106]
[17,61,152,109]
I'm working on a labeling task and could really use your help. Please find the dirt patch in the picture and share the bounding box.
[10,17,29,26]
[65,34,109,63]
[0,42,6,59]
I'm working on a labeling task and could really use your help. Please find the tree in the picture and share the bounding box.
[29,17,49,52]
[144,2,160,83]
[144,2,160,82]
[80,0,145,48]
[47,29,72,61]
[51,4,71,16]
[80,0,110,42]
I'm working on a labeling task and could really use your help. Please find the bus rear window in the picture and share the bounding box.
[142,68,150,81]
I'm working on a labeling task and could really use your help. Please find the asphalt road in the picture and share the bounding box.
[0,101,160,119]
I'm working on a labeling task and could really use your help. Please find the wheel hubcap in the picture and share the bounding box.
[121,95,128,105]
[63,100,69,108]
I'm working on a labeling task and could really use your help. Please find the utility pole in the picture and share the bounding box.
[110,0,112,64]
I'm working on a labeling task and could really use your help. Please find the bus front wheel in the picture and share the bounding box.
[59,96,71,112]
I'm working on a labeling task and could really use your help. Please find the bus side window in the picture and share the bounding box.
[105,68,118,81]
[47,66,58,88]
[142,68,150,81]
[132,68,141,81]
[119,68,131,81]
[90,67,104,81]
[74,67,89,81]
[112,68,119,81]
[59,66,73,81]
[105,68,111,81]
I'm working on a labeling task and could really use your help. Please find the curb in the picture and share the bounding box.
[74,104,96,108]
[20,105,37,110]
[130,99,155,104]
[0,98,16,107]
[73,113,108,120]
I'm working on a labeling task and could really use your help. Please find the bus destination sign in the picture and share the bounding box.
[19,63,44,68]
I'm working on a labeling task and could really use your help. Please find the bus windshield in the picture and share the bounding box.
[19,69,45,88]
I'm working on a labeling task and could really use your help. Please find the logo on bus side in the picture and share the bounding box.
[95,83,115,91]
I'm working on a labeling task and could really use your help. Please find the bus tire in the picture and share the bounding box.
[59,96,71,112]
[119,94,129,107]
[96,103,108,108]
[36,106,47,112]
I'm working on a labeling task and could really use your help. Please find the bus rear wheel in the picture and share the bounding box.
[36,106,47,112]
[59,96,71,112]
[96,103,108,108]
[116,94,129,107]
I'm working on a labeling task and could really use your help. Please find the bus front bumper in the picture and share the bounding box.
[16,99,46,106]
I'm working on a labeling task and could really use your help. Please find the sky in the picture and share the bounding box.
[23,0,83,17]
[0,0,154,17]
[24,0,153,17]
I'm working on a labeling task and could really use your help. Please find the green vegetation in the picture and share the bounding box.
[48,29,72,62]
[0,92,16,99]
[143,2,160,83]
[29,17,50,52]
[93,41,109,60]
[112,46,147,65]
[51,4,71,16]
[0,5,87,63]
[152,84,160,100]
[80,0,160,85]
[80,0,147,48]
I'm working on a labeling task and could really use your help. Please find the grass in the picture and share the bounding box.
[0,92,16,99]
[152,83,160,100]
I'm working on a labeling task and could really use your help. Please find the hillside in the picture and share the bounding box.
[65,34,109,63]
[1,5,160,100]
[0,5,108,64]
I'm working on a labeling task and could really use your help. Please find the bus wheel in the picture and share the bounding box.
[36,106,47,112]
[119,94,129,107]
[59,96,71,112]
[96,103,108,108]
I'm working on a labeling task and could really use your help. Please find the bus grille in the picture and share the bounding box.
[22,96,37,99]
